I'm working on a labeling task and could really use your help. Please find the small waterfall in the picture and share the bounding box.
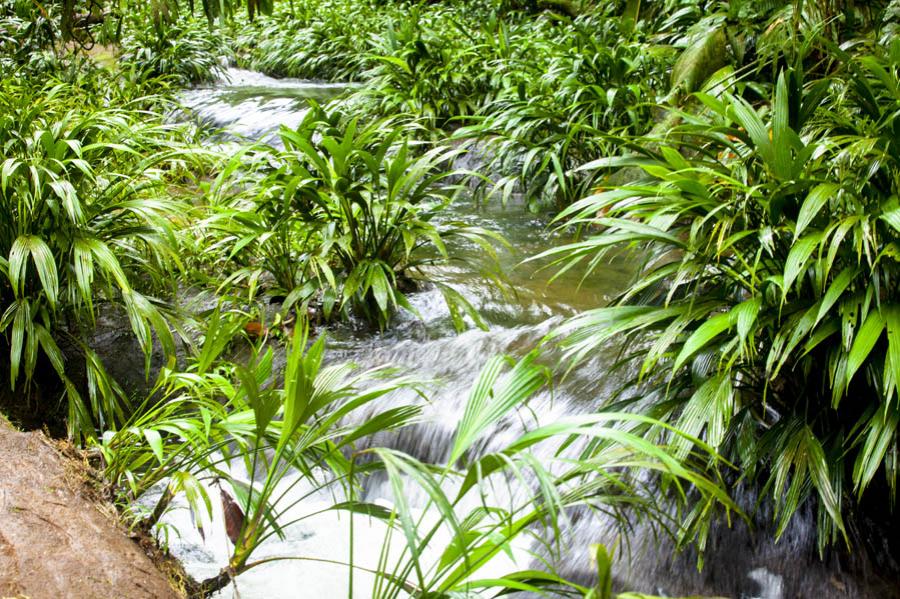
[176,68,352,144]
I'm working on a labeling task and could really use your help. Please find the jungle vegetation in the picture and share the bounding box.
[1,0,899,596]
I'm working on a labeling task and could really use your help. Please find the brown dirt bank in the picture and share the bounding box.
[0,415,183,599]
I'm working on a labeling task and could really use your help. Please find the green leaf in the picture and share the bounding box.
[801,428,846,541]
[371,54,412,74]
[784,233,824,292]
[9,235,58,307]
[367,263,392,312]
[450,351,548,464]
[796,183,838,238]
[436,282,487,332]
[879,196,900,233]
[143,429,165,463]
[853,409,898,495]
[589,544,613,599]
[329,501,393,520]
[883,305,900,398]
[771,71,795,179]
[732,296,761,345]
[846,310,885,386]
[674,373,734,458]
[9,301,30,387]
[673,312,732,372]
[815,268,857,326]
[728,95,774,172]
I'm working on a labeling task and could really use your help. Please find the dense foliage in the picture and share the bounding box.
[0,71,204,439]
[120,16,229,84]
[103,311,734,596]
[232,0,674,208]
[201,106,500,329]
[546,56,900,549]
[2,0,900,596]
[540,7,900,552]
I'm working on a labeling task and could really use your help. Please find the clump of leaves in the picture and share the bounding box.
[236,0,375,81]
[120,16,230,85]
[102,308,737,598]
[204,104,503,330]
[544,54,900,550]
[0,76,197,440]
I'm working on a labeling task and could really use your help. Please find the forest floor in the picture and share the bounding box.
[0,415,186,599]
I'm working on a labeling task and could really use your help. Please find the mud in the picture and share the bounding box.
[0,416,182,599]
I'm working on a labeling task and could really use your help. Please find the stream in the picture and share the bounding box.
[162,68,894,599]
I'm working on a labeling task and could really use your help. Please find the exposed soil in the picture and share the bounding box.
[0,415,184,599]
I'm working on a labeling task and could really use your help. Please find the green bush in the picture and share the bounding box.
[101,309,736,597]
[235,0,375,81]
[545,52,900,549]
[456,10,670,209]
[203,105,501,330]
[120,17,229,85]
[231,1,674,208]
[0,76,195,440]
[0,0,64,75]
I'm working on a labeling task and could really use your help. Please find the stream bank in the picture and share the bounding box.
[0,415,186,598]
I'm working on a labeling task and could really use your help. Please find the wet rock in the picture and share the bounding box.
[88,307,171,399]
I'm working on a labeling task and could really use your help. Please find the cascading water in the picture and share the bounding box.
[163,68,899,599]
[177,68,352,144]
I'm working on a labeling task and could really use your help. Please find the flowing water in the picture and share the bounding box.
[165,68,898,599]
[177,68,353,144]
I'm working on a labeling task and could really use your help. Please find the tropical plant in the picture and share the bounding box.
[235,0,376,81]
[542,52,900,550]
[359,350,738,598]
[53,0,278,44]
[102,306,737,598]
[0,0,60,71]
[0,76,197,440]
[7,0,900,593]
[456,10,669,209]
[120,16,229,85]
[351,4,504,128]
[101,307,427,595]
[203,105,503,330]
